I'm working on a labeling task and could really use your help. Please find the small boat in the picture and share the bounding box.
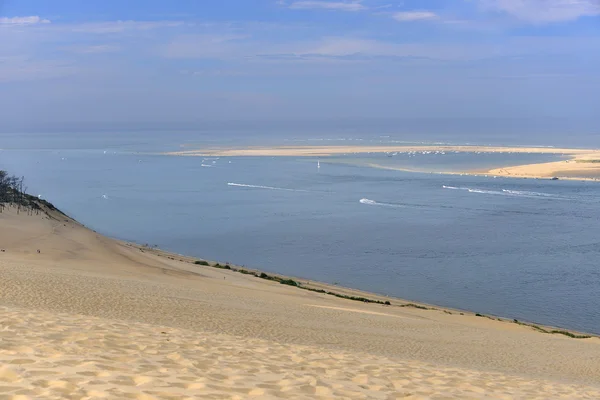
[317,161,320,169]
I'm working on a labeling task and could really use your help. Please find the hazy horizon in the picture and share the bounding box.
[1,0,599,138]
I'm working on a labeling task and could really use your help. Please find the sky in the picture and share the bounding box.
[0,0,599,133]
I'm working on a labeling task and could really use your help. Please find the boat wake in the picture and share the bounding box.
[359,198,405,208]
[227,183,309,192]
[442,186,570,200]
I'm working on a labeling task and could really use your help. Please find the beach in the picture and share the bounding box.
[167,145,600,181]
[1,203,600,398]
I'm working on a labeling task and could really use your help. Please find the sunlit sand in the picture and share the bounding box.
[1,204,600,398]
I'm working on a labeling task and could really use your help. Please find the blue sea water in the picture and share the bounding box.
[2,131,600,334]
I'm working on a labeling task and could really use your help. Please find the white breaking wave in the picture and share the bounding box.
[227,183,308,192]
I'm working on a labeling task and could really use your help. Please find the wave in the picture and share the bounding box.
[359,198,404,208]
[227,183,309,192]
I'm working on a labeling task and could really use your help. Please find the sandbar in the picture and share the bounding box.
[167,145,600,181]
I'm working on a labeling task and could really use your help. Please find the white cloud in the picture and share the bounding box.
[393,11,439,22]
[0,16,51,25]
[480,0,600,23]
[288,1,366,12]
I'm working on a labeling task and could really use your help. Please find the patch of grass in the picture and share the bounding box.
[194,260,210,266]
[512,319,591,339]
[401,303,431,310]
[303,287,327,294]
[195,261,392,306]
[475,313,485,317]
[238,269,254,275]
[576,159,600,163]
[550,330,591,339]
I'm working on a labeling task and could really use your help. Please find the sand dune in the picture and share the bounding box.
[1,204,600,398]
[3,305,600,400]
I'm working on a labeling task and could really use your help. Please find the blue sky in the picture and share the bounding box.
[0,0,599,131]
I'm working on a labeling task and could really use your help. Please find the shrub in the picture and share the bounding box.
[194,260,210,266]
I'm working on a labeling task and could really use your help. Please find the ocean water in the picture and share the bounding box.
[2,131,600,334]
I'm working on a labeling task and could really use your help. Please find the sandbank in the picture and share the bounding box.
[166,145,600,181]
[167,144,587,157]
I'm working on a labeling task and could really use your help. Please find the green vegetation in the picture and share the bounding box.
[212,263,231,270]
[194,260,210,266]
[192,256,594,339]
[575,160,600,163]
[193,261,391,305]
[0,170,62,216]
[512,319,591,339]
[238,269,253,275]
[401,303,431,310]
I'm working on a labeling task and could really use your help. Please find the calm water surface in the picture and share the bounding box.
[1,131,599,334]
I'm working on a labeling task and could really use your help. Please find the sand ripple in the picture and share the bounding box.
[1,305,599,399]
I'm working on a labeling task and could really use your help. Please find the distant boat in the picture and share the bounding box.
[317,161,321,169]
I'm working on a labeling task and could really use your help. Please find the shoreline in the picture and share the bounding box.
[166,144,600,181]
[364,162,600,182]
[40,193,599,338]
[3,202,600,396]
[4,198,596,339]
[128,241,597,339]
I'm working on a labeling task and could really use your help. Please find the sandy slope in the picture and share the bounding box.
[1,205,600,399]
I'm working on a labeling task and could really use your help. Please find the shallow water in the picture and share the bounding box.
[2,131,600,334]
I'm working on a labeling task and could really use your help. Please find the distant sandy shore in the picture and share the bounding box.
[487,155,600,180]
[2,204,600,398]
[168,144,587,157]
[167,145,600,181]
